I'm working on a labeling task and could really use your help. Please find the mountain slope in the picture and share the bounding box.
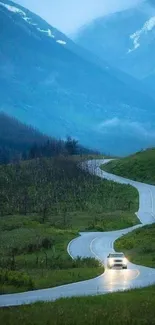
[75,0,155,83]
[1,0,155,155]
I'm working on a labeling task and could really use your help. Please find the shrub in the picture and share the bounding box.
[141,245,155,254]
[48,257,102,270]
[42,238,53,249]
[0,268,34,289]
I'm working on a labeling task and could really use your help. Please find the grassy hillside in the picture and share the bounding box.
[115,223,155,268]
[1,286,155,325]
[0,157,139,231]
[102,148,155,184]
[0,157,139,294]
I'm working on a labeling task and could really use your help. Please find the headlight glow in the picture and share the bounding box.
[123,258,127,264]
[109,258,114,265]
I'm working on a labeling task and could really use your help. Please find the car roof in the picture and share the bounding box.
[109,252,124,256]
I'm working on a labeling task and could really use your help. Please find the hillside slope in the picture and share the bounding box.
[0,112,49,149]
[103,148,155,184]
[1,0,155,155]
[0,112,51,163]
[75,0,155,85]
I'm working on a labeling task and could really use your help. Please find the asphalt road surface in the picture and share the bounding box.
[0,159,155,307]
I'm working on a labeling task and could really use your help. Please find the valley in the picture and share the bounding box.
[1,0,155,324]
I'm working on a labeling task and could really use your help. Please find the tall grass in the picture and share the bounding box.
[0,157,138,227]
[115,223,155,268]
[0,286,155,325]
[0,216,104,294]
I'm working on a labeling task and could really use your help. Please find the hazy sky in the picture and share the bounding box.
[15,0,144,34]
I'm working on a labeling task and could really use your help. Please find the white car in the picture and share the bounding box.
[107,252,128,269]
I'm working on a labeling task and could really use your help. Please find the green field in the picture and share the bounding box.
[115,223,155,268]
[1,286,155,325]
[0,215,103,294]
[0,157,139,294]
[0,157,139,231]
[102,148,155,184]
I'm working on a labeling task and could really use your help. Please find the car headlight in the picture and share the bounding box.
[109,258,114,265]
[123,258,127,264]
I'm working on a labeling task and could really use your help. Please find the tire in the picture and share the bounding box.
[123,266,127,269]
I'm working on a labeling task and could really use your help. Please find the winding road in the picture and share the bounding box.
[0,159,155,307]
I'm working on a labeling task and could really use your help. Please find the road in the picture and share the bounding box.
[0,159,155,307]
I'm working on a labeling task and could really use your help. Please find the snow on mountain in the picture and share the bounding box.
[56,40,66,45]
[1,0,155,155]
[0,1,66,45]
[75,0,155,84]
[0,1,24,14]
[37,28,55,38]
[128,16,155,53]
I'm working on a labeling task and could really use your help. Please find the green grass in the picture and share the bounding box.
[0,157,139,231]
[69,154,115,161]
[102,148,155,184]
[0,157,140,294]
[1,286,155,325]
[0,215,104,294]
[115,223,155,268]
[0,266,104,295]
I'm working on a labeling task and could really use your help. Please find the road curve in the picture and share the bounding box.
[0,159,155,307]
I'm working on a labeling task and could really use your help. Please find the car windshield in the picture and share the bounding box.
[109,253,124,258]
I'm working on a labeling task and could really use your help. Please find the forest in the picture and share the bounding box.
[0,112,98,164]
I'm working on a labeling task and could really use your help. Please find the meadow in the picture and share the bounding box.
[115,223,155,268]
[0,157,139,294]
[0,286,155,325]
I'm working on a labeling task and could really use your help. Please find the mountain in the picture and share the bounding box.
[143,72,155,90]
[75,0,155,84]
[1,0,155,155]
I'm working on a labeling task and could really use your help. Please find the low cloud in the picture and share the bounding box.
[97,118,155,139]
[15,0,144,34]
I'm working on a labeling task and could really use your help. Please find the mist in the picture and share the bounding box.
[15,0,144,34]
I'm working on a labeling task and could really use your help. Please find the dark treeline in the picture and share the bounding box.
[25,137,96,160]
[0,112,50,164]
[0,113,99,164]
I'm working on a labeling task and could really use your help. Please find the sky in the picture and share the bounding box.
[15,0,144,35]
